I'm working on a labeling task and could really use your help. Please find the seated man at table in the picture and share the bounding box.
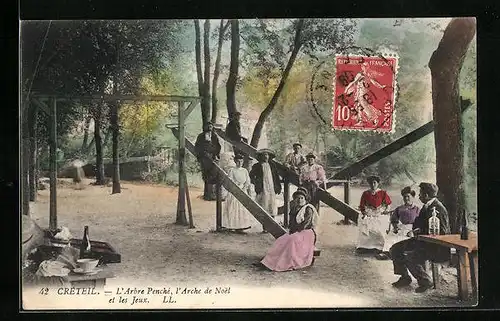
[388,182,451,293]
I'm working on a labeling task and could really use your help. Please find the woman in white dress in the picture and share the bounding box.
[356,175,392,255]
[222,154,253,233]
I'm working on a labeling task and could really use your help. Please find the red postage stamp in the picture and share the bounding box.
[332,55,398,132]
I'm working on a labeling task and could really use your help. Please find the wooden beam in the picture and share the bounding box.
[171,128,287,238]
[33,94,201,103]
[32,97,51,116]
[184,101,199,118]
[49,97,57,231]
[214,128,360,223]
[176,102,188,225]
[216,174,223,231]
[184,172,195,229]
[330,99,474,181]
[343,180,351,224]
[331,121,435,180]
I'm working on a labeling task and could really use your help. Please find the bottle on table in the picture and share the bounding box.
[79,226,92,259]
[460,210,469,240]
[428,207,440,236]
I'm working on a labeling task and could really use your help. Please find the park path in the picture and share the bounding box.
[27,179,467,308]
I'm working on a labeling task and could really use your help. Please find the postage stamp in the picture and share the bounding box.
[332,55,398,132]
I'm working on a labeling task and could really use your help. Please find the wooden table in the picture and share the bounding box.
[417,232,478,301]
[63,265,115,289]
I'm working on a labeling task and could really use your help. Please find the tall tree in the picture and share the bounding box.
[428,17,476,232]
[80,112,92,154]
[241,19,357,150]
[92,102,106,185]
[226,19,240,118]
[248,19,305,149]
[202,20,212,125]
[211,20,229,124]
[194,20,204,99]
[111,31,122,194]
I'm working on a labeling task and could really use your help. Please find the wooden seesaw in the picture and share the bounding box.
[171,128,320,257]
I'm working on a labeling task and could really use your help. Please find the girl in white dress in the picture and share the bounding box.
[222,154,253,233]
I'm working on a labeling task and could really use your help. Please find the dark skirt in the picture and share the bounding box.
[199,157,218,184]
[301,181,319,210]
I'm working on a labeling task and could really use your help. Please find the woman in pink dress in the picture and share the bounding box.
[254,189,319,272]
[356,175,392,255]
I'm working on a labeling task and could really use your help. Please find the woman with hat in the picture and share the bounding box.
[377,186,420,260]
[356,175,392,255]
[257,188,319,271]
[299,152,326,211]
[222,154,254,233]
[249,149,282,232]
[285,143,306,175]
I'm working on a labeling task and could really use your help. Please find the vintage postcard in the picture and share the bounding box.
[20,18,477,310]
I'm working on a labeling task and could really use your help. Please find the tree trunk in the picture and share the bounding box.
[249,19,304,149]
[194,20,204,98]
[201,19,214,199]
[201,19,212,125]
[428,17,476,233]
[111,101,121,194]
[110,102,121,194]
[28,106,38,202]
[103,128,111,148]
[111,34,122,194]
[85,136,95,157]
[93,103,105,185]
[226,19,240,118]
[81,113,92,154]
[211,20,228,124]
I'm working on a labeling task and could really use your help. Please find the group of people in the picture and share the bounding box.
[194,112,327,234]
[356,176,451,293]
[194,116,452,293]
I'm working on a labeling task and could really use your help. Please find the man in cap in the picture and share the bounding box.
[250,149,282,233]
[389,182,451,293]
[195,121,222,200]
[299,152,327,212]
[225,111,248,158]
[284,143,306,175]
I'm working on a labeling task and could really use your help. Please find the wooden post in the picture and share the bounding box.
[49,97,58,231]
[184,172,195,229]
[29,106,38,202]
[176,102,187,225]
[343,179,350,224]
[457,249,470,300]
[469,251,478,302]
[283,177,290,228]
[216,174,222,231]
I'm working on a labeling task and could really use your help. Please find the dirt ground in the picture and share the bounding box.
[26,179,474,308]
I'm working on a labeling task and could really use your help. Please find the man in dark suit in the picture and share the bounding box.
[225,111,248,157]
[195,122,221,200]
[389,182,451,293]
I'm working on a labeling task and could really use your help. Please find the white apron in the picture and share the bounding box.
[356,208,389,251]
[382,223,413,252]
